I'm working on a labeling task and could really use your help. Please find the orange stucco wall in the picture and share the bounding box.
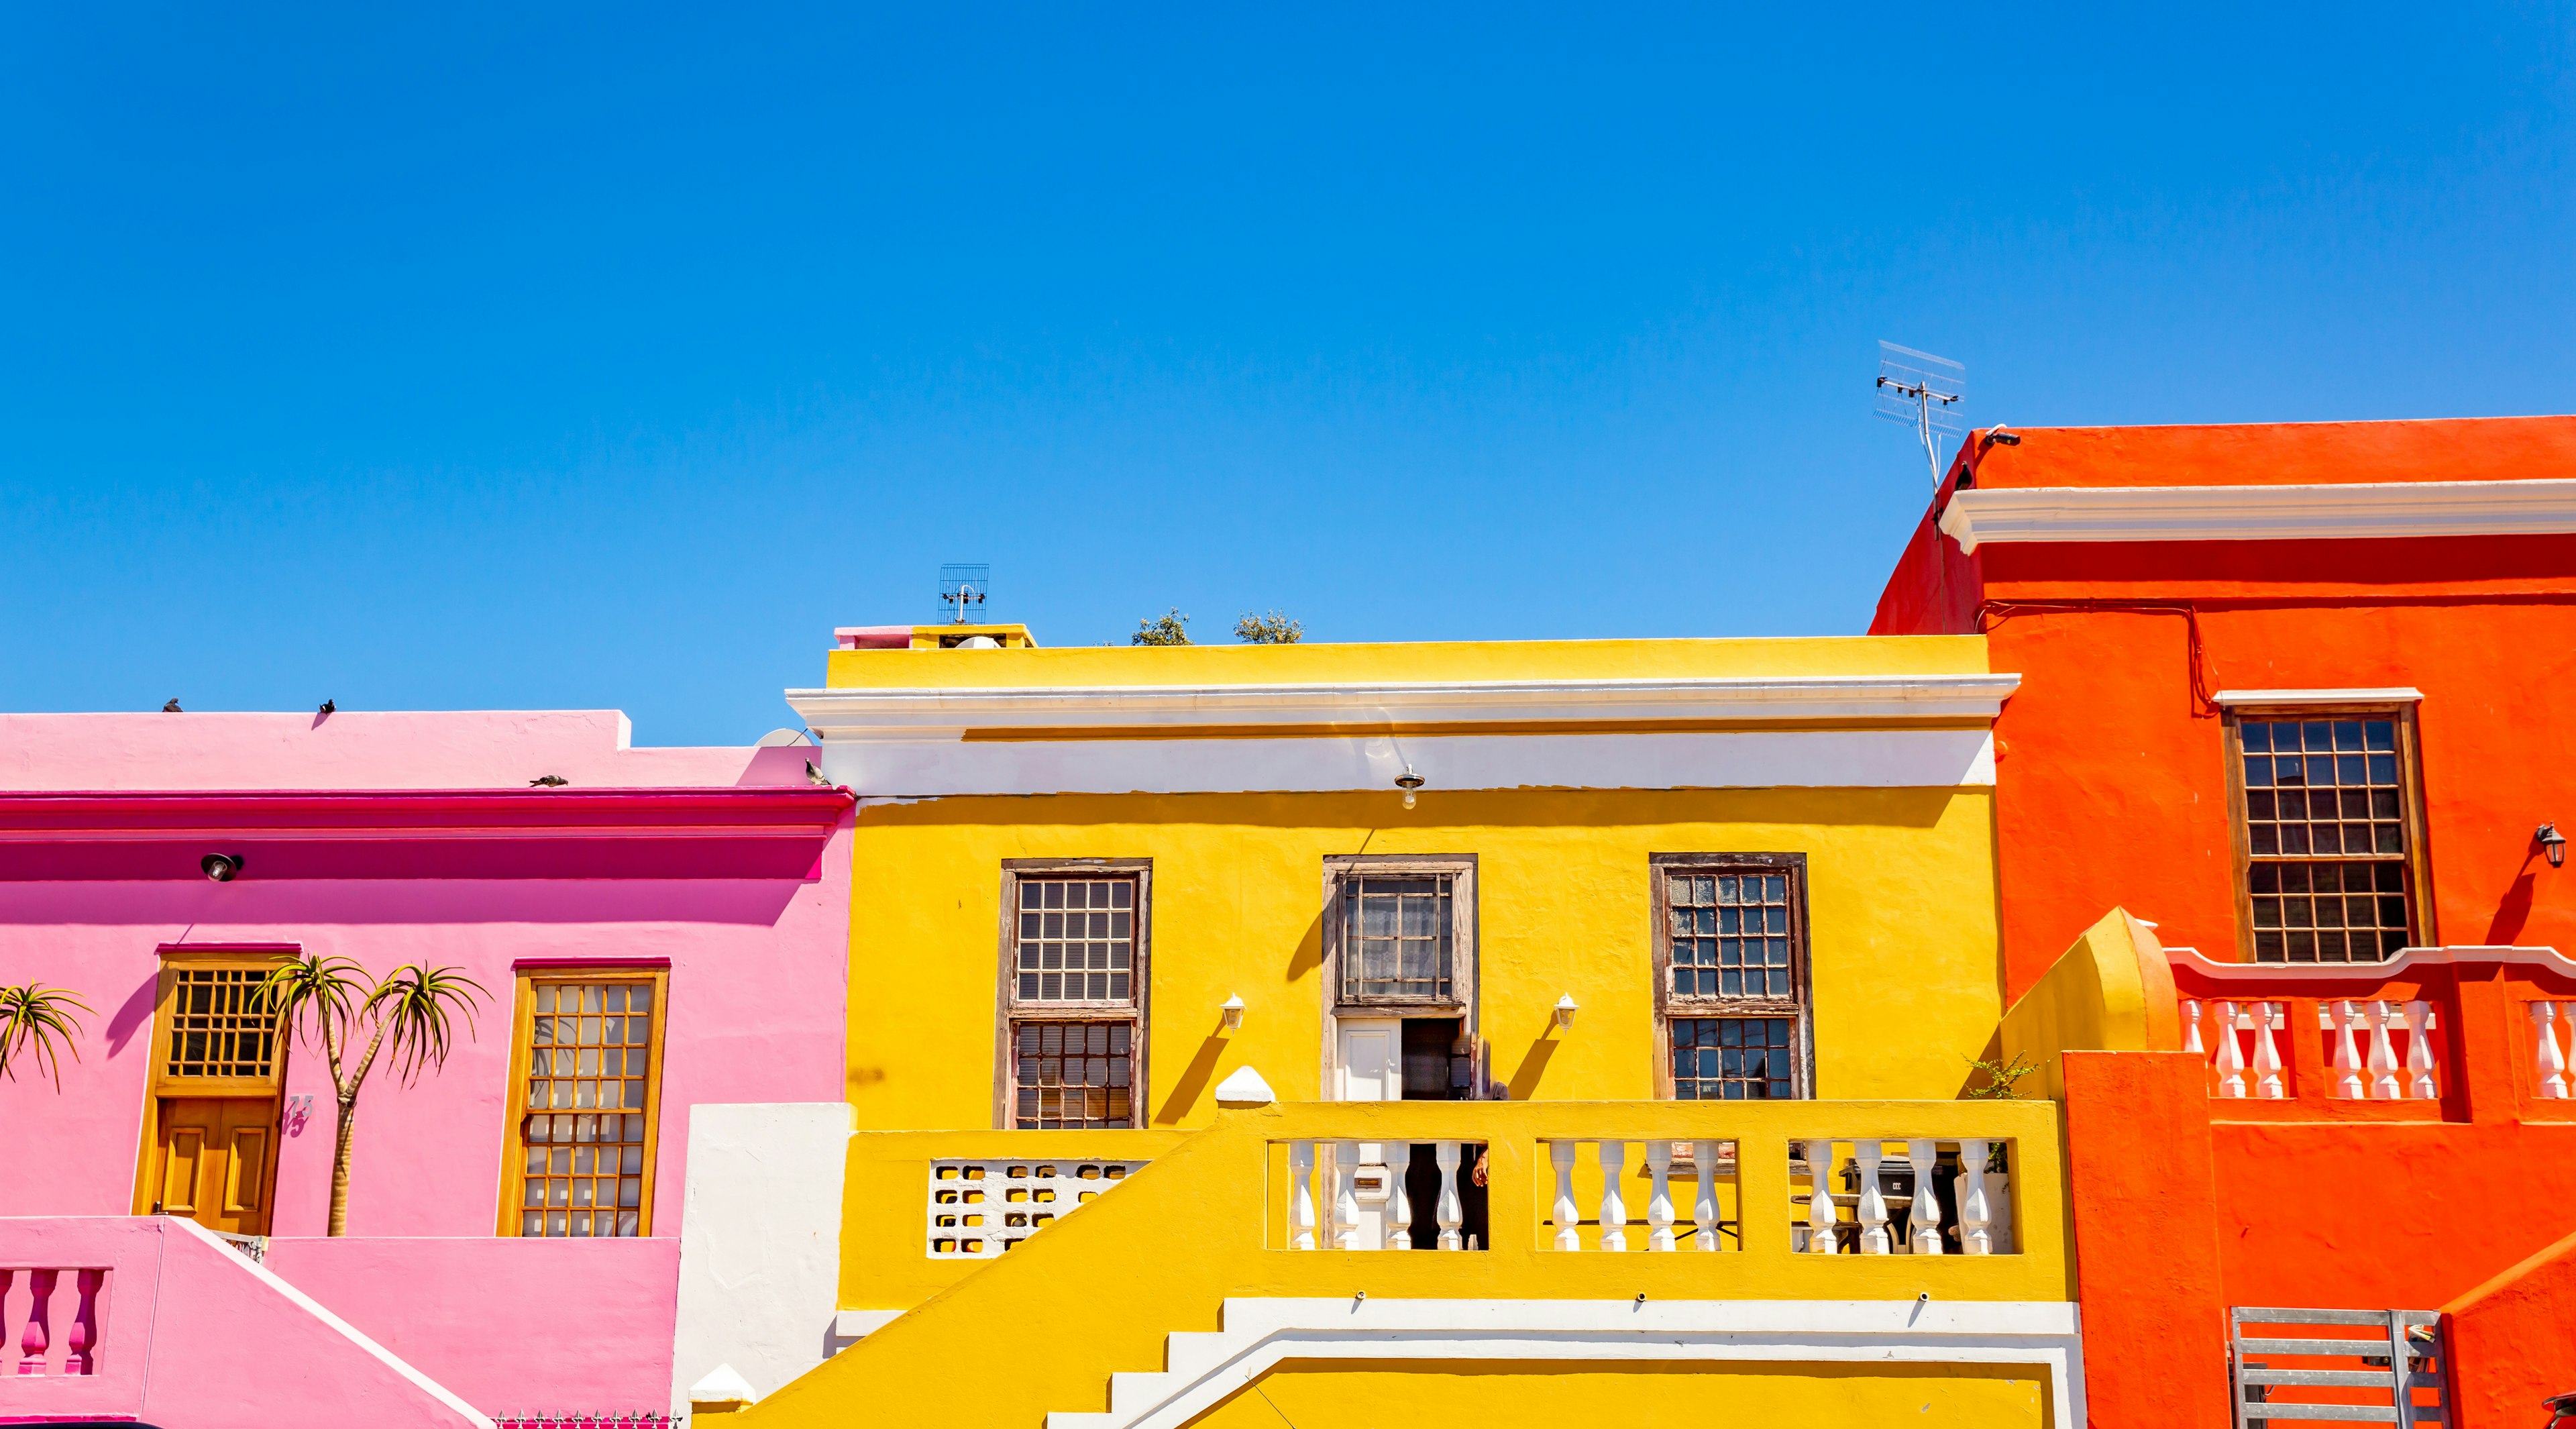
[2445,1226,2576,1429]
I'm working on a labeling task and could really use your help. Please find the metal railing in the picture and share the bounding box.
[2231,1307,2447,1426]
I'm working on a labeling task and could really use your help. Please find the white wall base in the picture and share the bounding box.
[669,1104,854,1416]
[1044,1297,2084,1429]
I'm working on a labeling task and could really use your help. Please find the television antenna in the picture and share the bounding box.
[938,564,989,624]
[1874,341,1966,485]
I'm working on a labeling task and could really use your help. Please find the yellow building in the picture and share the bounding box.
[674,631,2079,1428]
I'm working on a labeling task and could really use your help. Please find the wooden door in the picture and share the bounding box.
[152,1097,278,1235]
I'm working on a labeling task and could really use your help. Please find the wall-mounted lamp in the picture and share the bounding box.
[1220,994,1246,1031]
[1395,765,1424,810]
[1553,994,1580,1031]
[201,853,244,882]
[2541,823,2568,869]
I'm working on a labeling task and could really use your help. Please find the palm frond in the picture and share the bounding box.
[0,983,96,1090]
[367,963,490,1084]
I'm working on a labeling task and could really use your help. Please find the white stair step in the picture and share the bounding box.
[1109,1370,1181,1413]
[1044,1414,1121,1429]
[1163,1332,1230,1377]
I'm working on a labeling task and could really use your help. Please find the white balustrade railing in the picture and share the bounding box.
[928,1159,1144,1258]
[1542,1139,1735,1253]
[2180,998,2443,1102]
[1282,1140,1481,1251]
[1789,1138,2015,1257]
[2532,1000,2575,1099]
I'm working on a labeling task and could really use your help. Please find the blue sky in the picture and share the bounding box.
[4,5,2571,745]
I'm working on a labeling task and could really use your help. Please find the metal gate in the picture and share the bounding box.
[2230,1307,2448,1426]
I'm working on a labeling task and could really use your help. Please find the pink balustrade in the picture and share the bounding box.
[0,1265,109,1377]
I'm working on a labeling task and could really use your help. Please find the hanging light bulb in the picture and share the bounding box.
[1395,765,1424,809]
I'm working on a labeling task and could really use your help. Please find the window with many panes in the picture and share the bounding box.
[1653,855,1810,1100]
[997,862,1148,1128]
[1324,857,1474,1011]
[2231,709,2427,963]
[501,973,665,1237]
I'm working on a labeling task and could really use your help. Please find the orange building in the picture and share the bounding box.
[1873,417,2576,1428]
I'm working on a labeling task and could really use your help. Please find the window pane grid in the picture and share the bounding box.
[1340,876,1454,1001]
[1667,873,1793,998]
[1012,1020,1133,1129]
[1014,878,1136,1004]
[517,980,654,1236]
[1671,1017,1794,1100]
[165,967,280,1080]
[2240,718,2416,963]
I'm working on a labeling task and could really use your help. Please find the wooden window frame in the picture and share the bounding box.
[991,858,1152,1130]
[1318,854,1482,1102]
[129,947,295,1219]
[1649,853,1815,1100]
[494,967,672,1237]
[2222,703,2438,963]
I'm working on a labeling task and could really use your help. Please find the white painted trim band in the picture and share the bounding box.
[788,672,2018,735]
[1939,479,2576,552]
[2169,944,2576,982]
[1042,1297,2083,1429]
[814,728,1999,798]
[2211,688,2425,706]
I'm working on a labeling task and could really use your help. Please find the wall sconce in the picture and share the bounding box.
[201,853,244,882]
[1220,994,1245,1031]
[2542,823,2568,869]
[1553,994,1580,1030]
[1395,765,1425,810]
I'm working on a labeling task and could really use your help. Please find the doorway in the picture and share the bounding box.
[150,1096,280,1235]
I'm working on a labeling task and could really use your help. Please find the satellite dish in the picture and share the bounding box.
[754,728,816,748]
[957,635,1002,649]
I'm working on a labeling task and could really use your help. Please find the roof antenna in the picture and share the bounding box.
[938,564,989,625]
[1875,341,1967,486]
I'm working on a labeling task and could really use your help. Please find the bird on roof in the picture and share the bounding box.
[529,775,570,788]
[319,698,335,715]
[162,698,182,712]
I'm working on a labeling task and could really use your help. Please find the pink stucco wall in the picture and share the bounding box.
[0,1216,490,1429]
[0,711,850,1416]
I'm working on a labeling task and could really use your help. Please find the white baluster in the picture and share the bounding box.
[1385,1142,1414,1251]
[1854,1140,1890,1255]
[2365,1001,2402,1100]
[2536,1002,2570,1100]
[1435,1142,1464,1251]
[2181,999,2205,1055]
[2253,1002,2286,1100]
[1803,1139,1839,1255]
[1549,1140,1580,1250]
[1331,1140,1363,1250]
[2404,1000,2438,1100]
[1597,1141,1629,1253]
[2330,1000,2363,1099]
[1955,1139,1992,1255]
[1690,1140,1720,1252]
[1644,1142,1675,1252]
[1289,1141,1318,1250]
[2214,1001,2248,1098]
[1906,1139,1943,1255]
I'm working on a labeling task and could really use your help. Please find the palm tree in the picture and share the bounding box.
[0,983,93,1089]
[264,953,489,1236]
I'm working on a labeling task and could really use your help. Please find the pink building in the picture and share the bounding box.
[0,710,854,1427]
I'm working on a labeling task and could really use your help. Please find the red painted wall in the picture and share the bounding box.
[1870,420,2576,1000]
[2445,1226,2576,1429]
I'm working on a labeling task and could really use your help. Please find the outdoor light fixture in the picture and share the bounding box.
[2542,823,2568,869]
[1553,994,1580,1030]
[1220,994,1246,1031]
[1979,425,2022,448]
[201,853,244,882]
[1395,765,1425,810]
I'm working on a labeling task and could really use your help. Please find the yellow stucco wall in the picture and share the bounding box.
[1187,1362,2048,1428]
[847,786,2002,1126]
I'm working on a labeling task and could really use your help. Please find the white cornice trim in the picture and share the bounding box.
[1044,1297,2083,1429]
[2169,945,2576,982]
[1937,478,2576,552]
[785,673,2019,737]
[2211,688,2425,706]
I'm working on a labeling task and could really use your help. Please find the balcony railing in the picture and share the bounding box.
[2165,945,2576,1120]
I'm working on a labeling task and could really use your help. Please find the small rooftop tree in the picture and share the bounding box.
[264,953,488,1236]
[1234,610,1303,644]
[1132,608,1192,645]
